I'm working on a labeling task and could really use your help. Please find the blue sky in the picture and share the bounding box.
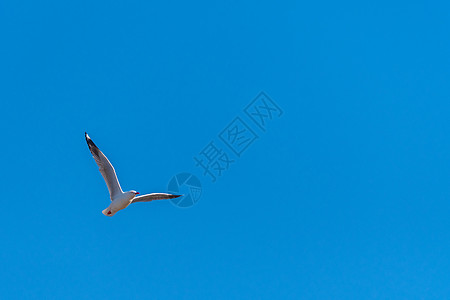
[1,0,450,299]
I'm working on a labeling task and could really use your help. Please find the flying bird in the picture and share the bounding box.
[85,132,181,216]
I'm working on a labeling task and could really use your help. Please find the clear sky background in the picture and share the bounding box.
[1,0,450,299]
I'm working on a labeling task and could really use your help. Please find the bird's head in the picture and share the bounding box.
[130,190,140,196]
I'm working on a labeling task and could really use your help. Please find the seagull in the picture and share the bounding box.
[85,132,181,216]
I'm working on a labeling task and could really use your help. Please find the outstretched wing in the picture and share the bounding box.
[132,193,181,203]
[85,132,122,200]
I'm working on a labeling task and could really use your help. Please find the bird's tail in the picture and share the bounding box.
[102,207,113,217]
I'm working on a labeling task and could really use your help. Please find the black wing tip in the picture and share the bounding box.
[85,132,99,155]
[172,194,183,199]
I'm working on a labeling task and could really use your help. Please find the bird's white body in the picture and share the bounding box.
[102,191,136,216]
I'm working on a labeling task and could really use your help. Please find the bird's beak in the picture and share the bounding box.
[135,192,140,195]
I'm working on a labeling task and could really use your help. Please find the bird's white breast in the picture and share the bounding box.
[111,193,135,211]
